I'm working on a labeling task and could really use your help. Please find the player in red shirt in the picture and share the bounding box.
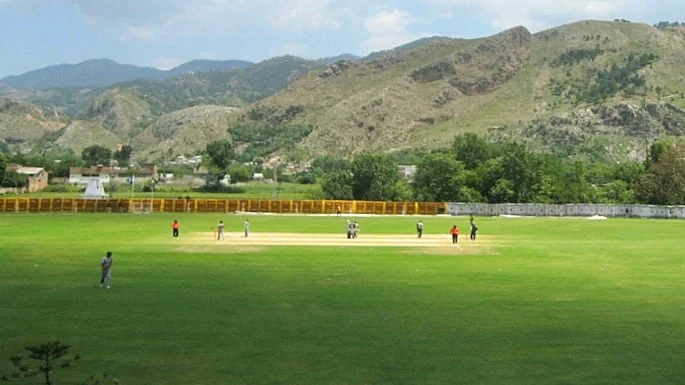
[172,219,180,239]
[450,225,459,244]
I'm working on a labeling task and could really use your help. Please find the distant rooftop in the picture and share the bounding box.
[15,167,45,175]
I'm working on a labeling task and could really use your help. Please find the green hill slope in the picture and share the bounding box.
[4,21,685,163]
[245,21,685,161]
[133,105,240,161]
[108,55,324,115]
[83,89,154,138]
[0,58,254,90]
[0,56,326,119]
[45,121,122,155]
[0,97,65,153]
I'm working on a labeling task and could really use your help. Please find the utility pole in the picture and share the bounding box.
[273,162,279,200]
[108,157,115,199]
[129,174,135,200]
[150,180,155,213]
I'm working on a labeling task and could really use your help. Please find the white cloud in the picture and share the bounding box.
[266,0,344,32]
[270,42,309,58]
[425,0,626,31]
[362,10,431,53]
[121,26,157,42]
[154,57,184,70]
[65,0,362,41]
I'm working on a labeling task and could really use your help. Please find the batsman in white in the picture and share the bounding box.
[99,251,113,289]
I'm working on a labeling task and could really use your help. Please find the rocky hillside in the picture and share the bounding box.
[2,20,685,163]
[0,55,332,158]
[245,21,685,161]
[1,55,328,119]
[117,55,324,114]
[0,97,65,153]
[134,105,240,161]
[83,89,155,138]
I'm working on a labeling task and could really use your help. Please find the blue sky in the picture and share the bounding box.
[1,0,683,78]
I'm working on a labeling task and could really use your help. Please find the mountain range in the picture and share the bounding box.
[0,59,254,90]
[2,20,685,164]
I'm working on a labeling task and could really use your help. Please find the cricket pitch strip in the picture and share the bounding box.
[178,232,493,254]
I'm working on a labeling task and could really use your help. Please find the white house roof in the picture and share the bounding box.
[16,167,45,176]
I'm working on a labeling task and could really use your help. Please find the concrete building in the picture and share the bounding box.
[14,166,49,192]
[69,163,158,185]
[398,165,417,180]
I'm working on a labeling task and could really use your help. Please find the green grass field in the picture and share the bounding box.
[1,214,684,385]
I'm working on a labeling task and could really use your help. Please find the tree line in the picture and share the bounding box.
[0,145,133,188]
[2,134,685,205]
[306,134,685,205]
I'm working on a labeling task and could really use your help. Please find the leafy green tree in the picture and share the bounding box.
[500,143,542,202]
[81,145,112,167]
[471,158,505,202]
[541,159,590,203]
[597,180,634,203]
[0,170,28,188]
[460,185,485,203]
[412,154,467,202]
[4,341,77,385]
[229,123,313,162]
[50,154,85,178]
[636,144,685,204]
[228,164,251,184]
[310,155,351,178]
[205,140,235,179]
[113,145,133,164]
[295,171,316,185]
[386,149,425,165]
[469,144,541,203]
[351,154,401,201]
[394,178,413,201]
[612,161,644,186]
[321,170,354,199]
[452,133,495,170]
[0,152,6,184]
[489,178,516,202]
[644,140,669,169]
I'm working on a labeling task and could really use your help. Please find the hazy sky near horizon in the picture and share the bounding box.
[0,0,683,77]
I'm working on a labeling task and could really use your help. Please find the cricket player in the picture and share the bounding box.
[172,219,180,239]
[450,225,459,244]
[416,220,424,238]
[217,220,225,240]
[346,220,352,239]
[244,219,250,237]
[100,251,113,289]
[470,221,478,240]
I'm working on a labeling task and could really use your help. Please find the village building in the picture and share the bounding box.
[69,163,158,185]
[15,166,49,192]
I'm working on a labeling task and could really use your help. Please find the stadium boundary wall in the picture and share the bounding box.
[447,202,685,219]
[0,198,446,216]
[3,199,684,218]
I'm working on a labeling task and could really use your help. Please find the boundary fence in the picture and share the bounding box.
[0,198,447,216]
[447,202,685,219]
[3,198,684,218]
